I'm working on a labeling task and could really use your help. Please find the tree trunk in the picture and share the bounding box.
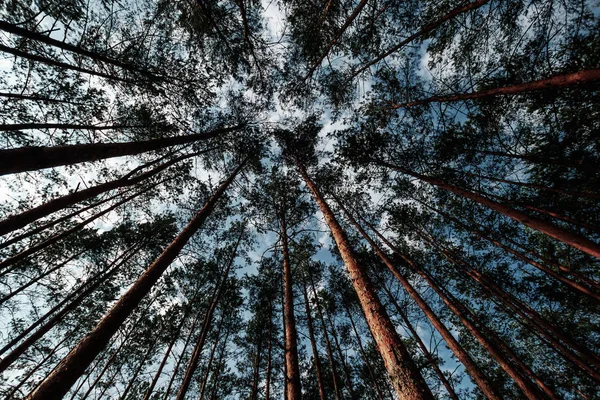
[302,281,327,400]
[297,161,434,400]
[280,210,303,400]
[325,310,355,398]
[465,149,600,173]
[119,335,158,400]
[343,302,386,400]
[0,150,209,236]
[362,217,564,400]
[265,307,273,400]
[250,334,263,400]
[0,123,146,131]
[0,125,241,175]
[389,69,600,108]
[25,162,245,400]
[303,0,369,81]
[175,226,244,400]
[335,199,504,400]
[199,315,225,400]
[309,273,343,400]
[350,0,491,80]
[0,91,81,104]
[375,160,600,259]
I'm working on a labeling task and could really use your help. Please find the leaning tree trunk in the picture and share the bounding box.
[198,313,225,400]
[302,281,327,400]
[297,161,434,399]
[175,227,244,400]
[280,210,303,400]
[388,69,600,108]
[25,161,245,400]
[0,124,241,175]
[375,160,600,259]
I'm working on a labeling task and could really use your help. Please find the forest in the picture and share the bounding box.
[0,0,599,399]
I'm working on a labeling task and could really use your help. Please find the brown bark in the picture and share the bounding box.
[250,335,263,400]
[325,310,355,398]
[25,161,244,400]
[199,313,225,400]
[280,211,303,400]
[302,281,327,400]
[336,199,504,400]
[303,0,369,81]
[389,69,600,108]
[350,0,491,79]
[376,160,600,259]
[176,226,244,400]
[297,161,434,399]
[362,217,565,399]
[265,305,273,400]
[343,302,386,400]
[418,231,600,383]
[380,286,459,400]
[309,273,343,400]
[0,150,208,236]
[0,124,241,175]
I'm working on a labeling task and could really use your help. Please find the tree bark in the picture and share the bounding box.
[302,280,327,400]
[336,199,504,400]
[375,160,600,259]
[250,333,263,400]
[350,0,491,80]
[0,123,145,131]
[25,161,245,400]
[265,307,273,400]
[280,210,303,400]
[388,69,600,108]
[0,125,241,175]
[325,310,355,398]
[175,225,244,400]
[198,315,225,400]
[0,150,208,236]
[297,161,434,399]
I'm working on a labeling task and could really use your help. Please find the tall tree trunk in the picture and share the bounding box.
[325,310,355,398]
[309,273,343,400]
[0,21,171,82]
[388,69,600,108]
[175,227,244,400]
[0,149,209,236]
[25,161,245,400]
[343,302,386,400]
[265,303,273,400]
[281,285,288,400]
[0,123,145,131]
[335,198,505,400]
[280,210,303,400]
[118,335,158,400]
[375,160,600,259]
[418,230,600,383]
[0,243,139,372]
[198,315,225,400]
[302,280,327,400]
[350,0,491,80]
[303,0,369,81]
[250,334,263,400]
[0,91,80,103]
[0,125,241,175]
[297,161,434,400]
[208,330,230,400]
[361,217,573,399]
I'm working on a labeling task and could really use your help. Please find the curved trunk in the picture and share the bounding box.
[0,124,240,175]
[25,161,244,400]
[297,161,433,399]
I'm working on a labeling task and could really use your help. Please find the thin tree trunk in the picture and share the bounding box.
[381,285,459,400]
[175,227,244,400]
[309,273,343,400]
[280,210,303,400]
[0,124,240,175]
[302,281,327,400]
[350,0,491,80]
[0,21,171,82]
[388,69,600,108]
[0,123,145,131]
[265,303,273,400]
[25,161,244,400]
[208,330,230,400]
[0,150,209,236]
[250,335,263,400]
[303,0,369,81]
[0,244,139,372]
[119,335,158,400]
[335,199,505,400]
[0,91,81,104]
[281,285,288,400]
[198,315,225,400]
[343,302,386,400]
[325,310,355,398]
[297,161,434,400]
[361,216,564,400]
[376,160,600,259]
